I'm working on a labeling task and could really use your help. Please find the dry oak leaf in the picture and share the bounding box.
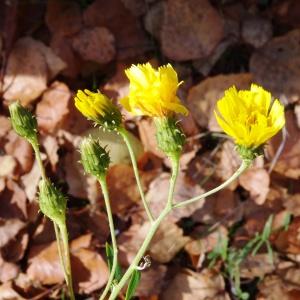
[27,234,108,293]
[187,73,252,130]
[239,168,270,205]
[72,27,115,64]
[36,81,71,134]
[250,29,300,103]
[161,269,230,300]
[146,171,205,223]
[2,37,66,105]
[118,220,189,265]
[161,0,224,61]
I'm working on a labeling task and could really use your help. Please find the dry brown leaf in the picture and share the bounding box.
[146,171,205,222]
[144,1,164,39]
[161,0,224,61]
[83,0,150,59]
[120,0,147,16]
[161,269,230,300]
[41,135,59,170]
[0,282,26,300]
[27,234,109,293]
[268,110,300,179]
[187,73,252,130]
[3,37,66,105]
[136,264,167,297]
[72,27,115,64]
[21,160,41,202]
[0,156,17,178]
[239,168,270,205]
[118,220,189,265]
[4,131,33,175]
[284,194,300,216]
[0,257,19,283]
[36,81,71,134]
[272,0,300,28]
[0,117,11,139]
[46,0,82,36]
[0,219,26,248]
[250,29,300,103]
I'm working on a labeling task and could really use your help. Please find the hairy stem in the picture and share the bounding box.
[119,127,154,222]
[99,176,118,300]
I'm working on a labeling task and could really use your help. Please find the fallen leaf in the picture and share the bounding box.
[0,156,17,178]
[41,135,59,170]
[250,29,300,103]
[161,269,230,300]
[0,117,11,139]
[36,81,71,134]
[161,0,224,61]
[4,131,34,175]
[120,0,147,16]
[0,282,26,300]
[187,73,252,130]
[72,26,115,64]
[146,171,205,222]
[239,168,270,205]
[0,256,19,283]
[3,37,66,105]
[0,219,25,248]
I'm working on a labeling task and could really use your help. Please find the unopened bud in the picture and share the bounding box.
[80,137,110,178]
[9,102,38,145]
[38,179,67,227]
[154,117,185,159]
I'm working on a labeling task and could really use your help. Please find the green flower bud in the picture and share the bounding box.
[8,102,38,145]
[154,117,185,159]
[80,137,110,178]
[39,179,67,227]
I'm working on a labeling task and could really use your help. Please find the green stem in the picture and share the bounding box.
[32,143,46,180]
[108,156,180,300]
[98,176,118,300]
[118,127,154,222]
[59,222,75,300]
[173,160,251,209]
[54,223,66,272]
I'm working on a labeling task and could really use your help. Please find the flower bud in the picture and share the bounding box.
[9,102,38,145]
[80,137,110,178]
[38,179,67,227]
[75,89,122,131]
[154,117,185,159]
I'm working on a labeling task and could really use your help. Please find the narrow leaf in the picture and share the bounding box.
[125,269,141,300]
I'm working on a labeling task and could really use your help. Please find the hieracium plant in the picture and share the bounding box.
[9,62,285,300]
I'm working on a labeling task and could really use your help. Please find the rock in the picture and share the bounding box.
[72,27,116,64]
[2,37,66,105]
[161,0,224,61]
[241,15,273,48]
[144,1,164,39]
[250,29,300,103]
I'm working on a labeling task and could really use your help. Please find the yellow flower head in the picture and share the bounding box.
[120,63,188,117]
[215,84,285,149]
[75,89,122,130]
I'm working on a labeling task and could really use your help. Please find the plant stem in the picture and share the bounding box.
[59,222,75,300]
[108,205,171,300]
[54,223,66,273]
[32,143,46,180]
[108,155,180,300]
[98,176,118,300]
[173,160,251,209]
[118,127,154,222]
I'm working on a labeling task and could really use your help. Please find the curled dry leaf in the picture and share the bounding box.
[3,37,66,105]
[239,168,270,205]
[187,73,252,130]
[161,269,230,300]
[36,81,71,134]
[72,27,115,64]
[250,29,300,103]
[161,0,224,61]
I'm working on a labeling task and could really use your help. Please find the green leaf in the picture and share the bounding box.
[125,269,141,300]
[105,243,123,282]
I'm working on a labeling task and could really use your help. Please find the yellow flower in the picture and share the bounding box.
[215,84,285,149]
[75,89,122,130]
[121,63,188,117]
